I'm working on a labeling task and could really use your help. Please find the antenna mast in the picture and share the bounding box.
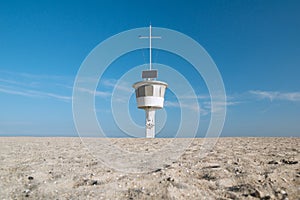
[139,25,161,70]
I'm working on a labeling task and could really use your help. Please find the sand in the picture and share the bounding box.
[0,137,299,199]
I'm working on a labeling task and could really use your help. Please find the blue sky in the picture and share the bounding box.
[0,0,299,137]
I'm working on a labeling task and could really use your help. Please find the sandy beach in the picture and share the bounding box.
[0,137,299,199]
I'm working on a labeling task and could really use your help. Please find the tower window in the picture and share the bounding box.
[144,85,153,96]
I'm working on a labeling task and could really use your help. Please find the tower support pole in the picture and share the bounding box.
[145,109,155,138]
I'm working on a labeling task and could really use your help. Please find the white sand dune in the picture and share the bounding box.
[0,137,299,199]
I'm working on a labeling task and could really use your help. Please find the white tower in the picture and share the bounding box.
[133,25,168,138]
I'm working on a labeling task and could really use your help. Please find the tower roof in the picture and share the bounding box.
[132,80,168,89]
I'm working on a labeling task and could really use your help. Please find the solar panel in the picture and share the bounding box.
[142,70,158,79]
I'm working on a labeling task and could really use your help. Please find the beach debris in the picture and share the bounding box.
[227,184,260,198]
[163,164,171,169]
[152,168,162,173]
[73,178,99,187]
[267,160,279,164]
[200,173,216,181]
[281,159,298,165]
[23,189,30,197]
[275,188,288,199]
[91,180,98,185]
[166,177,174,182]
[202,163,221,169]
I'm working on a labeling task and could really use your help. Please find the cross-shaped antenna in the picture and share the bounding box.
[139,25,161,70]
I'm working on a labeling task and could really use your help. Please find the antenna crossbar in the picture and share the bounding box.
[139,25,161,70]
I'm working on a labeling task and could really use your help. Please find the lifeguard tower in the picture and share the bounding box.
[133,25,168,138]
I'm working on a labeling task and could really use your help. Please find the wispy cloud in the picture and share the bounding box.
[203,101,240,108]
[249,90,300,102]
[0,87,37,97]
[102,79,133,93]
[92,78,134,103]
[0,70,69,81]
[165,100,233,116]
[178,94,210,100]
[165,100,200,112]
[202,100,239,115]
[73,78,132,100]
[0,71,73,102]
[76,87,111,98]
[0,85,71,101]
[62,78,134,104]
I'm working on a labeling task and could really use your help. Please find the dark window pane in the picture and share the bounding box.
[135,89,139,98]
[145,85,153,96]
[138,86,145,97]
